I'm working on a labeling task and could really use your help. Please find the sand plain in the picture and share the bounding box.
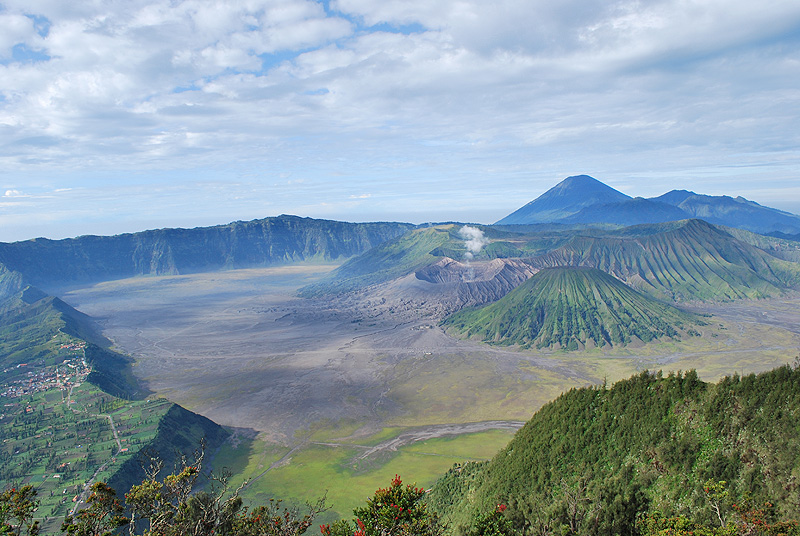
[58,265,800,447]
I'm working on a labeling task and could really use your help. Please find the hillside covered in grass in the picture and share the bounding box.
[428,365,800,536]
[299,225,456,295]
[0,288,229,533]
[530,219,800,302]
[443,267,702,349]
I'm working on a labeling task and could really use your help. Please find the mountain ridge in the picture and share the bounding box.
[529,219,800,302]
[496,175,631,225]
[0,215,415,290]
[497,175,800,235]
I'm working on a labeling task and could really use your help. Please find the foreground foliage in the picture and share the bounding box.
[325,475,443,536]
[428,365,800,536]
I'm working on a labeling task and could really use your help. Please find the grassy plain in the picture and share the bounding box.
[217,427,516,523]
[58,266,800,521]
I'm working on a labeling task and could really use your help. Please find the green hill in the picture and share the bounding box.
[299,225,456,295]
[428,366,800,535]
[299,224,534,296]
[442,267,701,350]
[530,219,800,302]
[0,286,141,398]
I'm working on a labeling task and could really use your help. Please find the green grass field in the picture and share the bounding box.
[218,427,516,524]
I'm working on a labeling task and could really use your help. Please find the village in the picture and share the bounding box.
[0,342,90,400]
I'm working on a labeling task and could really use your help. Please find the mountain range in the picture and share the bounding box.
[0,215,413,297]
[496,174,800,236]
[2,173,800,534]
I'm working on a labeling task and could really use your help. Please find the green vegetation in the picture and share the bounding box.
[532,220,800,302]
[427,365,800,536]
[0,379,172,533]
[326,475,443,536]
[300,225,455,295]
[0,287,139,398]
[221,428,517,524]
[299,218,800,305]
[0,288,229,534]
[443,267,702,349]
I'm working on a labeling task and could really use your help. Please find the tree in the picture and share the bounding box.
[61,482,129,536]
[325,476,443,536]
[124,442,325,536]
[0,485,40,536]
[468,504,515,536]
[125,443,245,536]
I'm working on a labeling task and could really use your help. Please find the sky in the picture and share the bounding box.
[1,0,799,242]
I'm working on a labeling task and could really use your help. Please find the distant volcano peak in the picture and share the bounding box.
[495,175,630,225]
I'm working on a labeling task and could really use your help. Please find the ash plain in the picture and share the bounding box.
[57,264,800,447]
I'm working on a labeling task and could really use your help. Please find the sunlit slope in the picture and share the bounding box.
[530,219,800,301]
[299,225,457,295]
[0,262,23,301]
[443,267,700,349]
[0,287,229,533]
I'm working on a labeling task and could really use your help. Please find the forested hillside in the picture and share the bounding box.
[428,365,800,535]
[0,288,229,533]
[530,219,800,301]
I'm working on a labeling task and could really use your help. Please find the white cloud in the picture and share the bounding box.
[0,0,799,240]
[0,13,38,58]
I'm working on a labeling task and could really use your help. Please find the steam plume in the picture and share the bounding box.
[459,225,489,260]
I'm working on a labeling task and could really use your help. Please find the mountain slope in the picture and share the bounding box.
[653,190,800,235]
[0,286,142,398]
[428,366,800,535]
[0,215,415,289]
[562,198,689,226]
[529,219,800,302]
[497,176,800,235]
[496,175,630,225]
[442,267,700,349]
[0,286,230,533]
[0,262,24,302]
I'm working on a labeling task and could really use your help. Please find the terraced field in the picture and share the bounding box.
[0,380,172,534]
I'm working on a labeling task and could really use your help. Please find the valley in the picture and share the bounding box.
[55,263,800,518]
[3,178,800,532]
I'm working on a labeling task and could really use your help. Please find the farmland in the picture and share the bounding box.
[0,374,172,534]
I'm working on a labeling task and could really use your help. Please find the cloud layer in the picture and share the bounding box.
[1,0,799,240]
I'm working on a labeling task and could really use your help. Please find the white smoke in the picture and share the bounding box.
[459,225,489,260]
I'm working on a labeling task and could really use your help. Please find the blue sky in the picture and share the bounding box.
[1,0,799,242]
